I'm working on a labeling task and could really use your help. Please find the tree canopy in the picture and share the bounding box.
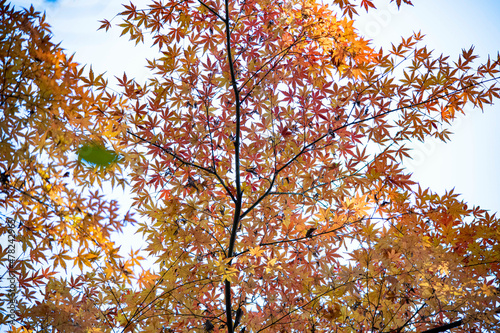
[1,0,500,332]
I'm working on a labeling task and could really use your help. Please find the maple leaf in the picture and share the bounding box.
[97,19,112,32]
[360,0,376,12]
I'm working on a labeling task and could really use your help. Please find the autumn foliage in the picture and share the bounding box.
[1,0,500,332]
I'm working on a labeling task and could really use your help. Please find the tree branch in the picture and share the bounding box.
[237,75,500,221]
[223,0,243,330]
[197,0,225,21]
[127,129,236,202]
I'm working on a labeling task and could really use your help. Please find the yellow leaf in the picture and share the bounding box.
[249,246,265,257]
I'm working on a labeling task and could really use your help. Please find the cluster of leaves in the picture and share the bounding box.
[0,1,135,330]
[1,0,500,332]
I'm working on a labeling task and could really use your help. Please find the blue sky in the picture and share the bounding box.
[10,0,500,213]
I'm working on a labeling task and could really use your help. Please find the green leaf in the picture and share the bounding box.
[77,142,119,167]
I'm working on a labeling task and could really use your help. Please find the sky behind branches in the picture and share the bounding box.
[10,0,500,213]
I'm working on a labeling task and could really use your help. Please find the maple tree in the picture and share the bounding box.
[1,0,500,332]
